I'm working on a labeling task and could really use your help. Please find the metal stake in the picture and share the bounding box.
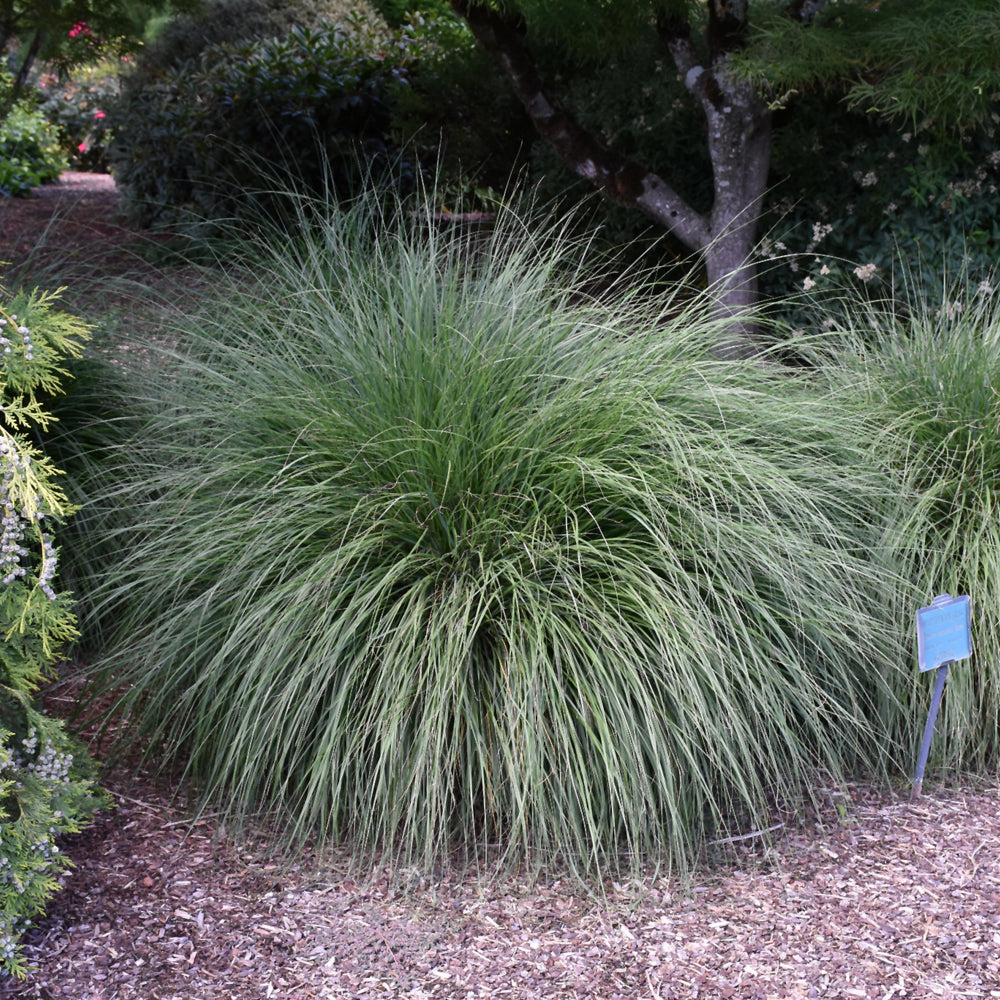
[912,661,950,800]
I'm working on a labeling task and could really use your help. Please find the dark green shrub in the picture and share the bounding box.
[138,0,384,75]
[371,0,452,28]
[109,12,410,228]
[26,335,148,656]
[0,287,106,979]
[389,10,533,203]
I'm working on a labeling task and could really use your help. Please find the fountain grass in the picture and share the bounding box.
[80,191,907,878]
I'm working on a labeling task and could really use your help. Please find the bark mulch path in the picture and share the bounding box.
[2,175,1000,1000]
[0,172,127,267]
[1,774,998,1000]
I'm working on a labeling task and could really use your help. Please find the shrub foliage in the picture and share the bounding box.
[108,2,404,227]
[0,94,67,198]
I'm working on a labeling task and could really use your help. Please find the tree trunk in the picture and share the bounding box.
[702,71,772,358]
[659,10,772,358]
[448,1,772,359]
[703,225,764,359]
[13,29,44,97]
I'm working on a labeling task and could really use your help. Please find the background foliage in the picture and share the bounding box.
[107,0,412,228]
[759,97,1000,317]
[34,61,118,171]
[0,84,66,196]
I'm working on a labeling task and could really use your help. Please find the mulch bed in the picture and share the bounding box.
[0,171,127,262]
[2,174,1000,1000]
[2,773,999,999]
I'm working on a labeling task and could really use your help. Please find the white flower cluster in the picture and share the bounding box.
[0,315,34,361]
[811,222,833,244]
[0,493,29,586]
[0,916,28,960]
[36,534,58,602]
[12,729,74,788]
[0,438,57,598]
[0,722,78,973]
[0,837,58,886]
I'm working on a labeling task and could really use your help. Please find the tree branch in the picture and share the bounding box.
[655,11,723,114]
[448,0,711,251]
[13,29,43,96]
[706,0,749,59]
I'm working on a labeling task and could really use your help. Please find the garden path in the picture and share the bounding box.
[0,171,124,262]
[2,762,998,1000]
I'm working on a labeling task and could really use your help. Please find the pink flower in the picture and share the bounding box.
[94,111,106,119]
[78,142,88,152]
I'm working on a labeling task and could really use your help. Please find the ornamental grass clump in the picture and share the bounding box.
[816,277,1000,772]
[0,288,106,979]
[86,194,903,878]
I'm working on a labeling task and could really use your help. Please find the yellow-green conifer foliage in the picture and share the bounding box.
[0,286,106,980]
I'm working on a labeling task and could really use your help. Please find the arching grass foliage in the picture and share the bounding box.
[84,195,907,878]
[815,277,1000,772]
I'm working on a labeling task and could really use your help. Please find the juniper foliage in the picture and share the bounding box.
[0,287,105,980]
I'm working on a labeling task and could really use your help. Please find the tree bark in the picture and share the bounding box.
[13,29,44,97]
[448,1,772,359]
[669,16,771,358]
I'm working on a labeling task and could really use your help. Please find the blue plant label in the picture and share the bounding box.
[916,594,972,672]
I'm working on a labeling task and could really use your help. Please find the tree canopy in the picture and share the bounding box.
[447,0,1000,354]
[0,1,200,94]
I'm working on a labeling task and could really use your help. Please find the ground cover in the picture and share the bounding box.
[4,723,999,999]
[0,175,998,999]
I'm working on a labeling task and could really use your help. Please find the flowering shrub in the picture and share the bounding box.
[0,288,106,979]
[35,62,120,171]
[758,94,1000,316]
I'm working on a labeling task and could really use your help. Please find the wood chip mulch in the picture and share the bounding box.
[0,172,127,262]
[0,772,998,1000]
